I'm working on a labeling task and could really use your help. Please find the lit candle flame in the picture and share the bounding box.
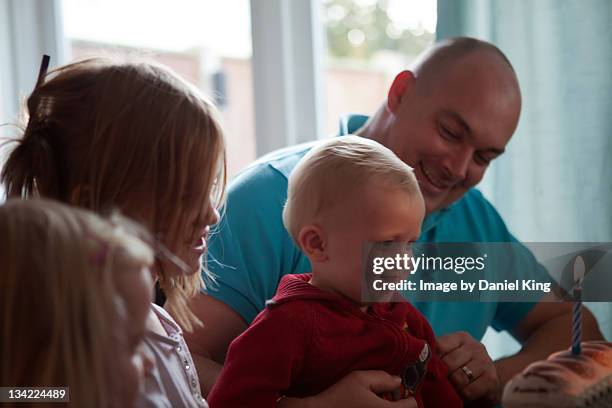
[573,255,585,285]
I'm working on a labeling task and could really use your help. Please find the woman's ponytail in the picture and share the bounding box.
[1,120,60,199]
[1,55,61,200]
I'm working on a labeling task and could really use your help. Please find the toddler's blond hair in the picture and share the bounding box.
[283,135,420,245]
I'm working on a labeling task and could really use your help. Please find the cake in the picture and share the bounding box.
[502,342,612,408]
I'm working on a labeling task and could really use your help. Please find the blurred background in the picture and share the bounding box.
[0,0,610,358]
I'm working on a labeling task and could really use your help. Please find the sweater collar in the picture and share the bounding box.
[268,274,400,320]
[270,273,375,315]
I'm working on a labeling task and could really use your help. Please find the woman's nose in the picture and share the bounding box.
[205,205,220,227]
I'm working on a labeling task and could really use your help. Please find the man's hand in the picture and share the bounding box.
[279,371,417,408]
[438,332,501,407]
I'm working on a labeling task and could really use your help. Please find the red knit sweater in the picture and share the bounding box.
[208,274,462,408]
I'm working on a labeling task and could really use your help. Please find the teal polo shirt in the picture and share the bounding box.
[204,114,540,340]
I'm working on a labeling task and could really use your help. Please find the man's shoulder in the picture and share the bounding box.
[225,142,319,217]
[235,141,319,183]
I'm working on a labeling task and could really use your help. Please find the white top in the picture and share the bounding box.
[136,304,207,408]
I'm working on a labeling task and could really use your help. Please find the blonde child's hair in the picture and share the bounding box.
[0,56,227,330]
[283,135,420,244]
[0,198,154,407]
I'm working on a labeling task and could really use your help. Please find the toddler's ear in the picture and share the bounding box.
[298,225,328,262]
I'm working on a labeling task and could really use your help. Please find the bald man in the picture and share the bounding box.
[185,38,603,407]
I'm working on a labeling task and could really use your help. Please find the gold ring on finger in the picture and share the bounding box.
[461,365,475,383]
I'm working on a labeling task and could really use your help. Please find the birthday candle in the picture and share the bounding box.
[571,256,585,355]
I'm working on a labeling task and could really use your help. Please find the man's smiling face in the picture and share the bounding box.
[384,50,521,214]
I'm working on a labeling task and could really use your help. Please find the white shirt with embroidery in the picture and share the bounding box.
[136,304,207,408]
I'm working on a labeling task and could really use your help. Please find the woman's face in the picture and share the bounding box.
[153,194,220,278]
[121,189,221,278]
[170,197,220,275]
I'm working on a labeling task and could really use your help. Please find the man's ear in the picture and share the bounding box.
[298,224,328,262]
[387,70,416,114]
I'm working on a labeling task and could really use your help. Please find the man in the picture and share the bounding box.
[185,37,603,407]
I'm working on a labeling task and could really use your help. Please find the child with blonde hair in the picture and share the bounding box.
[0,198,155,407]
[209,136,462,407]
[1,55,226,407]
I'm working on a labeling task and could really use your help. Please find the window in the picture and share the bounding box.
[3,0,436,176]
[61,0,256,177]
[321,0,436,134]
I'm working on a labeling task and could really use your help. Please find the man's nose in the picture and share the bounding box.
[442,147,472,182]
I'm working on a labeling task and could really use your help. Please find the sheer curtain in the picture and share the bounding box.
[437,0,612,358]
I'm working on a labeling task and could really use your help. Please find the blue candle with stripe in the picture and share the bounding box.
[571,256,585,355]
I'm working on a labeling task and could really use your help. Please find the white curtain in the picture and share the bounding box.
[437,0,612,358]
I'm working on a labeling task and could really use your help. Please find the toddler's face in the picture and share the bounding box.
[320,185,425,305]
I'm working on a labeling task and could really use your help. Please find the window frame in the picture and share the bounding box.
[0,0,325,156]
